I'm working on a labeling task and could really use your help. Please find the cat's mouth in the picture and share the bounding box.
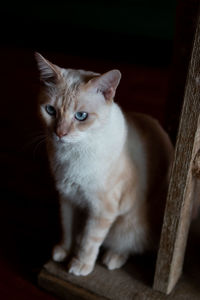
[57,138,66,144]
[51,133,66,144]
[53,135,78,144]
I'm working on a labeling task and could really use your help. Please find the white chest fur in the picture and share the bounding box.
[48,104,127,206]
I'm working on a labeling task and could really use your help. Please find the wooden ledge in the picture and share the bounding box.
[38,254,200,300]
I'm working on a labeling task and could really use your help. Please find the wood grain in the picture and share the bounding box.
[38,259,200,300]
[39,269,106,300]
[153,8,200,294]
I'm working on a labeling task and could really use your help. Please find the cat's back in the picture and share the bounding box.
[128,113,173,157]
[126,112,173,192]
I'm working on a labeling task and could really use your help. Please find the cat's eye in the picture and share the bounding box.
[75,112,88,121]
[45,105,56,116]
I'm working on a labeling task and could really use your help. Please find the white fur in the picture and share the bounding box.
[49,103,127,211]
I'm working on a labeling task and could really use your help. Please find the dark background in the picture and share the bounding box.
[1,1,191,299]
[0,0,176,64]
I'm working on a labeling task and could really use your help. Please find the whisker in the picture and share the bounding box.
[33,136,47,157]
[23,133,47,151]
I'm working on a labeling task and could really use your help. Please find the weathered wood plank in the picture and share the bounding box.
[38,259,200,300]
[153,8,200,294]
[39,260,159,300]
[38,268,106,300]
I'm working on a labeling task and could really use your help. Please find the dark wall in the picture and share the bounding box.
[0,0,176,64]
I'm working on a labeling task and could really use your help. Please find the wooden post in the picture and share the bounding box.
[153,8,200,294]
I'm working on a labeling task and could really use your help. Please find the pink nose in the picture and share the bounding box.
[56,128,68,138]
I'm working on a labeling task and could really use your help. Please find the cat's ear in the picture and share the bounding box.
[35,52,62,85]
[87,70,121,101]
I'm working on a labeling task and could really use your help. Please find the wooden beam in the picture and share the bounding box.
[38,259,200,299]
[153,8,200,294]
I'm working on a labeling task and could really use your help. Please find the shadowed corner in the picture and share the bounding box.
[125,252,157,286]
[0,50,61,284]
[0,149,61,283]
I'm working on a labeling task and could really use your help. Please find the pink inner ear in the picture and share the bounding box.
[88,69,121,101]
[35,52,61,84]
[102,87,115,100]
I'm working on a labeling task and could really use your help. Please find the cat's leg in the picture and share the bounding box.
[102,216,130,270]
[52,199,74,262]
[102,208,149,270]
[68,206,117,276]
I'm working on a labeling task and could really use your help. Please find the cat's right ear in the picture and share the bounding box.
[35,52,61,86]
[85,70,121,101]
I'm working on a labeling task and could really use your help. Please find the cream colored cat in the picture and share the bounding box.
[35,53,173,276]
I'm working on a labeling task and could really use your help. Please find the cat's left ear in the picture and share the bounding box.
[35,52,62,86]
[87,70,121,101]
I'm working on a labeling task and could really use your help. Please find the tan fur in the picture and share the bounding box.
[90,236,104,243]
[94,217,113,229]
[84,245,96,257]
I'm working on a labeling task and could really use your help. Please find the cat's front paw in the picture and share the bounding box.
[68,257,94,276]
[52,245,68,262]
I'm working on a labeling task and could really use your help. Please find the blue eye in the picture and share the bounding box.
[45,105,56,116]
[75,112,88,121]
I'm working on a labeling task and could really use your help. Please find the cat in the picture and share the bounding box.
[35,52,173,276]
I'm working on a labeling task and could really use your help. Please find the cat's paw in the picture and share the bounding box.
[52,245,68,262]
[102,250,128,270]
[68,257,94,276]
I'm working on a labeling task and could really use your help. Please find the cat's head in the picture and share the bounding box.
[35,53,121,144]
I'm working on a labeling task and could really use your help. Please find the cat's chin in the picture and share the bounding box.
[52,134,82,145]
